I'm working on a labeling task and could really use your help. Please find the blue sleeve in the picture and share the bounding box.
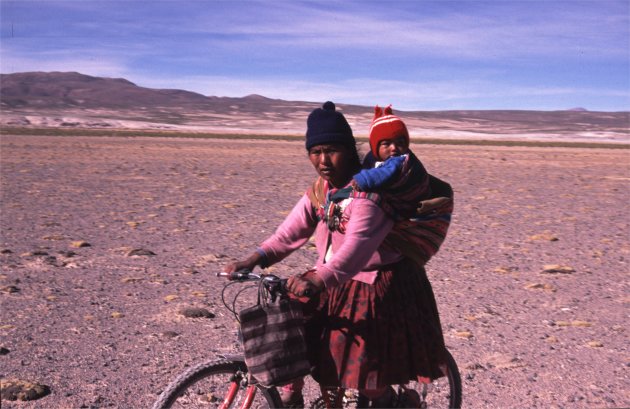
[353,155,405,190]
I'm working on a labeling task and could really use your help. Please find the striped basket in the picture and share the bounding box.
[239,297,311,387]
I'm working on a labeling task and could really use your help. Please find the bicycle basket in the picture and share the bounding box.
[238,285,311,387]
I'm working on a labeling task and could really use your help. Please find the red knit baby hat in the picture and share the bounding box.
[369,105,409,157]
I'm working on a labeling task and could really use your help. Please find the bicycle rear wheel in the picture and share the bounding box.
[406,348,462,408]
[152,358,282,409]
[298,349,461,408]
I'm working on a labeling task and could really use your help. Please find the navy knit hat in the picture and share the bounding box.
[305,101,355,150]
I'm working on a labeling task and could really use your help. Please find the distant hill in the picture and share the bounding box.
[1,72,628,143]
[0,71,282,111]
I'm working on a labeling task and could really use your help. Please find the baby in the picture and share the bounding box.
[353,105,432,220]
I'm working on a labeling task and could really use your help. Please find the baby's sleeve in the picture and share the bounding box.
[353,155,406,190]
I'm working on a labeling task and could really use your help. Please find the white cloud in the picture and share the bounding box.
[185,1,629,60]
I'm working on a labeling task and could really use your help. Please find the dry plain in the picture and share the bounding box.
[0,134,628,408]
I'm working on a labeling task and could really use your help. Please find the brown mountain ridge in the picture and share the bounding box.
[1,71,628,142]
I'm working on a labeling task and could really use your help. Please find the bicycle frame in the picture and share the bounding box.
[153,271,461,409]
[231,382,344,409]
[217,352,341,409]
[212,271,461,409]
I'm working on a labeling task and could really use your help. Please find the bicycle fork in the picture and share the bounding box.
[219,371,258,409]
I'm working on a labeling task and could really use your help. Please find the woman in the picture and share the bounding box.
[224,101,447,407]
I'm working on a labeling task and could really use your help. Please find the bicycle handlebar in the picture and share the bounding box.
[216,270,283,283]
[217,270,311,297]
[216,270,259,281]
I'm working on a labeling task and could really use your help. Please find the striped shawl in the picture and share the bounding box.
[307,175,453,267]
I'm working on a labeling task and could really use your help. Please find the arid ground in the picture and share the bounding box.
[0,135,628,408]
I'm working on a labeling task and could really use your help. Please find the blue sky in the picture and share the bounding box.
[1,0,629,111]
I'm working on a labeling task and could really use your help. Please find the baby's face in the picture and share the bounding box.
[377,135,409,160]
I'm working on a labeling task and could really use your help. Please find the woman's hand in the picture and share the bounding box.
[287,272,325,297]
[223,252,262,273]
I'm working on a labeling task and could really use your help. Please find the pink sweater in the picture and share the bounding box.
[259,193,403,287]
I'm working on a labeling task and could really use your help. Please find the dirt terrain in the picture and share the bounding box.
[0,135,628,408]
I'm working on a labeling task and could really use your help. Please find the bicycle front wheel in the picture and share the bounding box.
[152,358,282,409]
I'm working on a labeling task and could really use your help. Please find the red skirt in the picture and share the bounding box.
[300,259,448,390]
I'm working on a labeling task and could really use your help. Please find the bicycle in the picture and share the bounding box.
[152,270,462,409]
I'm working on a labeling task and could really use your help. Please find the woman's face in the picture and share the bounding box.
[308,143,356,188]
